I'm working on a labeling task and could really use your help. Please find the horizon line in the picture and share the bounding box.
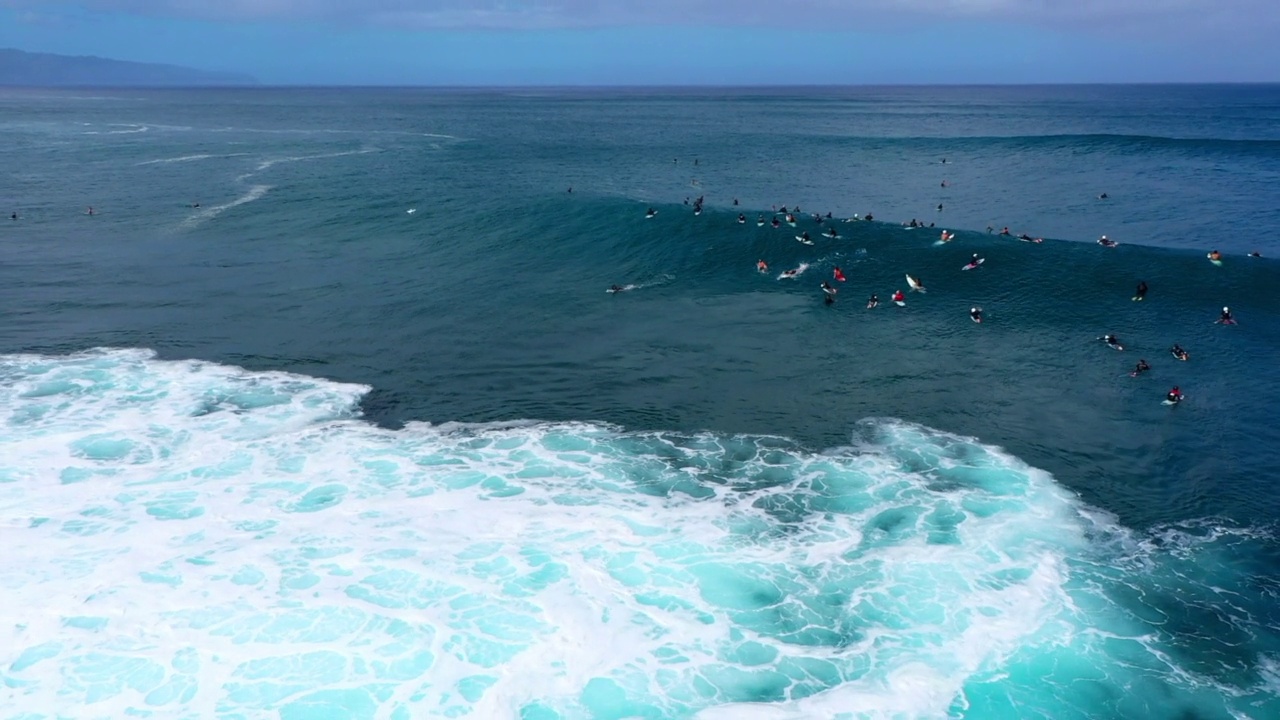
[4,81,1279,91]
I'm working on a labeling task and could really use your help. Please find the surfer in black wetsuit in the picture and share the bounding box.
[1098,235,1117,248]
[970,307,983,323]
[9,212,16,220]
[821,281,837,303]
[1102,334,1123,350]
[1249,251,1262,258]
[864,214,873,221]
[1132,359,1151,376]
[1218,307,1235,324]
[867,294,879,308]
[1099,193,1109,199]
[609,285,623,293]
[733,198,738,206]
[645,208,656,218]
[1171,344,1189,361]
[738,213,746,224]
[1134,281,1148,300]
[800,231,811,242]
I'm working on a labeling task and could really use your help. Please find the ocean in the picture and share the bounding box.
[1,84,1279,719]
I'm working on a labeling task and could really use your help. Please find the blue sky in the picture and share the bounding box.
[1,1,1277,85]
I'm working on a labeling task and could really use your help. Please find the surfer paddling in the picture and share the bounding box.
[1101,334,1124,350]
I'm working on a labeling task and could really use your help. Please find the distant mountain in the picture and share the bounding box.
[0,49,257,87]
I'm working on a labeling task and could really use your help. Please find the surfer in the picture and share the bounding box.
[826,228,838,239]
[963,254,982,270]
[757,214,764,225]
[1000,227,1011,236]
[865,214,873,221]
[1171,344,1189,361]
[1134,281,1148,301]
[733,198,739,206]
[1249,251,1262,258]
[1099,193,1109,200]
[1098,235,1117,248]
[937,203,944,212]
[867,294,880,308]
[800,231,811,243]
[941,180,948,188]
[781,269,798,279]
[771,218,781,229]
[609,284,624,293]
[737,213,746,224]
[892,290,906,305]
[757,260,768,273]
[645,208,657,218]
[833,267,846,282]
[970,307,983,323]
[1131,359,1151,376]
[9,212,16,220]
[1208,250,1222,262]
[821,281,837,299]
[86,207,94,216]
[907,275,925,292]
[1218,307,1235,324]
[940,230,954,242]
[1166,387,1184,404]
[1102,334,1124,350]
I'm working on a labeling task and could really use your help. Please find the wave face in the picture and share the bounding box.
[2,349,1277,719]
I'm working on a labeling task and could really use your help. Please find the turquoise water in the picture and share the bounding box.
[1,86,1279,719]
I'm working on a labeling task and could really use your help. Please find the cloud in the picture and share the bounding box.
[2,0,1276,36]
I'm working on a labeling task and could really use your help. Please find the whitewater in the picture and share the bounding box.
[0,349,1273,719]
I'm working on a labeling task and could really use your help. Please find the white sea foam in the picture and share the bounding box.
[179,185,271,229]
[0,349,1268,720]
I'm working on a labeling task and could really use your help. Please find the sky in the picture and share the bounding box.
[0,0,1277,85]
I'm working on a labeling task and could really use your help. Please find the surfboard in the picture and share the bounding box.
[757,221,765,226]
[971,316,982,323]
[1172,352,1188,360]
[1207,254,1223,266]
[961,258,985,271]
[825,234,841,240]
[778,263,809,280]
[646,213,656,219]
[1132,296,1145,301]
[1162,397,1184,405]
[795,236,814,245]
[906,274,926,292]
[606,285,636,294]
[406,208,417,214]
[894,300,906,307]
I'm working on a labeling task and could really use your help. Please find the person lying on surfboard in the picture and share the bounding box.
[1102,334,1124,350]
[1171,344,1189,361]
[1098,235,1118,248]
[1131,359,1151,376]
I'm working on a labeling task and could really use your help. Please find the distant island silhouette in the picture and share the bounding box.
[0,48,257,87]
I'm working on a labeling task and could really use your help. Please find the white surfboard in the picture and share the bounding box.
[795,236,814,245]
[961,258,985,270]
[906,274,926,292]
[778,263,809,280]
[894,300,906,307]
[1162,397,1185,405]
[1207,254,1223,266]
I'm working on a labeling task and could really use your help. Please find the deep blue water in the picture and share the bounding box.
[0,85,1278,719]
